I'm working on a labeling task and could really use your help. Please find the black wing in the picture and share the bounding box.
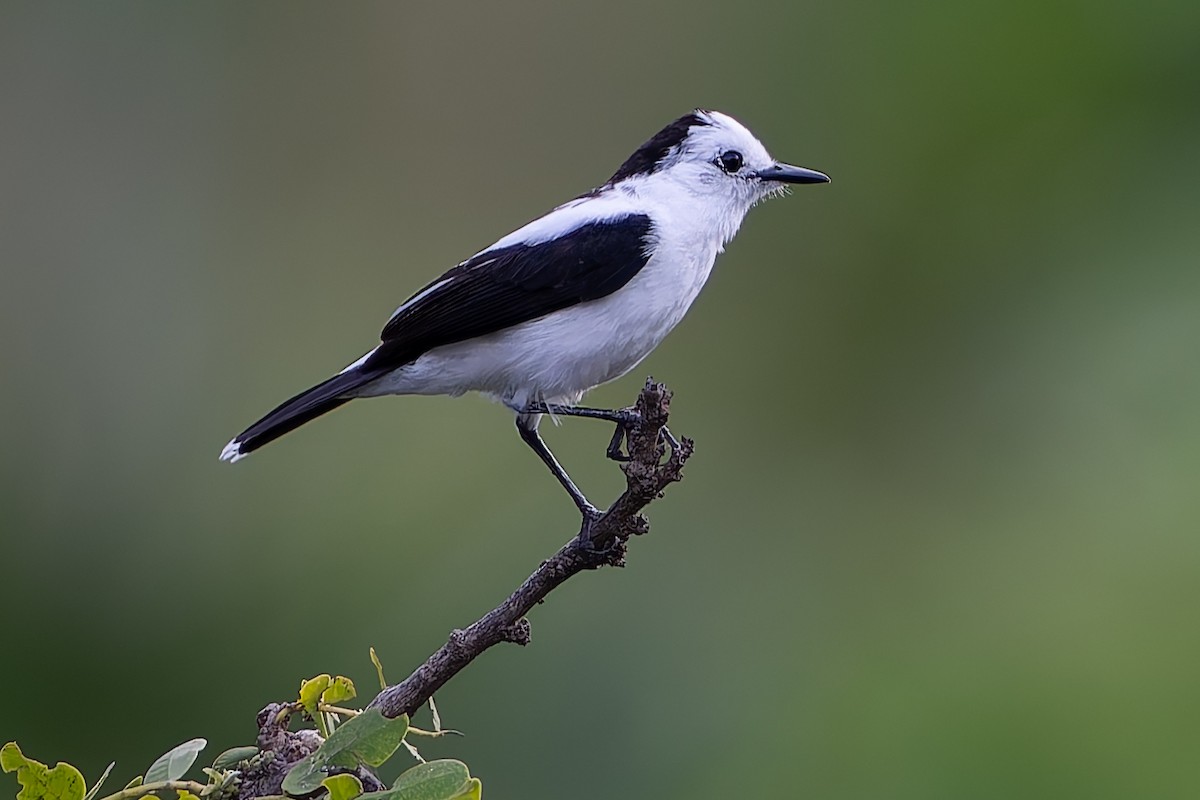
[365,214,654,371]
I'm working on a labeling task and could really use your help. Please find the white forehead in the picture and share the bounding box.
[683,110,774,165]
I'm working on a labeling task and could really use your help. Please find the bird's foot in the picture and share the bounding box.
[604,406,643,462]
[605,421,632,462]
[606,413,680,463]
[574,505,623,562]
[577,503,604,535]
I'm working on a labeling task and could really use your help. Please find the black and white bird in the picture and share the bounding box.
[221,109,828,523]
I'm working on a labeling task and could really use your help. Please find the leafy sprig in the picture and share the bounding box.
[4,655,478,800]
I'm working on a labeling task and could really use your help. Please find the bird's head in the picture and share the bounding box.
[607,109,829,215]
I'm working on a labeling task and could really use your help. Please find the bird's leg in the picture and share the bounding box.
[515,418,602,529]
[521,401,681,461]
[522,402,642,462]
[524,402,640,426]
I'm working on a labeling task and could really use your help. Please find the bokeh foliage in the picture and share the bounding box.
[2,1,1199,798]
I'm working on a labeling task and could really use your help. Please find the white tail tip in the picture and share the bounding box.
[220,439,247,463]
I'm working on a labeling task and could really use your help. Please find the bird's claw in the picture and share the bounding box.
[606,413,679,463]
[575,508,622,561]
[577,503,604,538]
[606,424,632,462]
[604,407,642,462]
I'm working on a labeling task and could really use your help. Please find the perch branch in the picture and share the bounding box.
[367,378,694,720]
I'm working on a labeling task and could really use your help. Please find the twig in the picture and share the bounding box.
[317,704,359,718]
[367,378,694,720]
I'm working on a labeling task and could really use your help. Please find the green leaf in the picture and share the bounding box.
[81,763,114,800]
[175,791,200,800]
[122,777,143,791]
[282,710,409,796]
[450,778,480,800]
[357,760,473,800]
[321,676,356,707]
[144,739,206,784]
[1,743,86,800]
[320,774,363,800]
[299,675,332,716]
[210,748,259,771]
[369,648,387,691]
[390,761,470,799]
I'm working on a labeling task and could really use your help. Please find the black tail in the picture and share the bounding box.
[221,368,380,461]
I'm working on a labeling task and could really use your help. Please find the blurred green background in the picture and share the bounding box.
[3,1,1199,797]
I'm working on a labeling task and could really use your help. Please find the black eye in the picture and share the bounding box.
[718,150,744,173]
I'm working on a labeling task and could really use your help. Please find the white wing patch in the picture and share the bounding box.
[385,276,454,325]
[337,348,377,375]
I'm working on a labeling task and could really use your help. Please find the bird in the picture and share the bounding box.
[220,109,828,526]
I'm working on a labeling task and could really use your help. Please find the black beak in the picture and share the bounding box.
[755,162,830,184]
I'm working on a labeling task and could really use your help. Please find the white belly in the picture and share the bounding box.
[355,241,718,409]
